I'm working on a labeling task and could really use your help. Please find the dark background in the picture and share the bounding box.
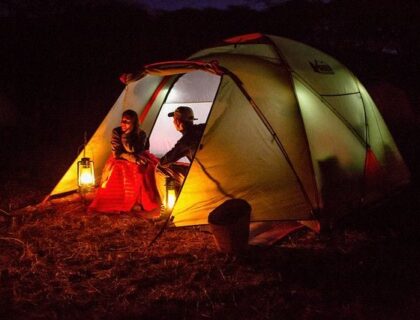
[1,0,419,208]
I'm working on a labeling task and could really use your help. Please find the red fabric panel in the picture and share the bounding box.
[88,151,160,213]
[224,33,264,44]
[364,147,383,192]
[139,77,170,124]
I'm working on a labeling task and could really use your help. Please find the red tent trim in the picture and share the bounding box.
[364,147,382,178]
[363,147,384,196]
[224,33,264,44]
[139,77,170,124]
[144,60,224,76]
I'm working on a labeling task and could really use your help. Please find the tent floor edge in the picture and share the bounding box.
[298,220,320,233]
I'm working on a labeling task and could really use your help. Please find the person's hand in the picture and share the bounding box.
[157,161,169,169]
[136,155,147,166]
[120,153,137,163]
[156,162,170,175]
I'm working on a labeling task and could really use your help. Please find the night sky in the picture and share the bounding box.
[1,0,419,188]
[133,0,271,11]
[132,0,332,11]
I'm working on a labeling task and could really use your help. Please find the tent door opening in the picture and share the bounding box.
[148,70,221,163]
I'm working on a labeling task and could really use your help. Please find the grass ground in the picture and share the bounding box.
[1,185,420,320]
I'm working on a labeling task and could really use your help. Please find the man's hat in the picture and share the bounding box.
[168,106,197,121]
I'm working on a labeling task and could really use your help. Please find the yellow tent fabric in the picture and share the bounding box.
[50,34,410,227]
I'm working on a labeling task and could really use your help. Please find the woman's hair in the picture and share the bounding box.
[122,109,141,152]
[122,109,139,132]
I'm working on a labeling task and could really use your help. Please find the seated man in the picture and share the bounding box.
[156,106,205,212]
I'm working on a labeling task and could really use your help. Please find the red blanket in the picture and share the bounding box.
[88,151,160,213]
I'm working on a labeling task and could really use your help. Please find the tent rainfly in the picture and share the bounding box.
[49,33,410,227]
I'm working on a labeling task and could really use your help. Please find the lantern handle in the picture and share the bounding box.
[83,131,87,158]
[77,131,89,158]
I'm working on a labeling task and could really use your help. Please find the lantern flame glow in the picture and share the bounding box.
[166,190,176,210]
[77,157,95,188]
[79,168,95,186]
[165,176,177,213]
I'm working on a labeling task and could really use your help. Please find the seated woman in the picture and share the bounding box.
[88,109,160,215]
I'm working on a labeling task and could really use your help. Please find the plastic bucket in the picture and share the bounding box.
[208,199,251,254]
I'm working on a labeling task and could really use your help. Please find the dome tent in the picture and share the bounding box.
[49,33,410,228]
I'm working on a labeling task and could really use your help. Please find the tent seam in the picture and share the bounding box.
[222,68,315,215]
[264,35,321,213]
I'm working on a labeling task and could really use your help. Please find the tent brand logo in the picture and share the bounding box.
[309,59,334,74]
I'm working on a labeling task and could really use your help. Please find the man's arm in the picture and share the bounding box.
[159,137,190,167]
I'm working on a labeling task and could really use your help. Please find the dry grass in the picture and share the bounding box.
[1,188,420,320]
